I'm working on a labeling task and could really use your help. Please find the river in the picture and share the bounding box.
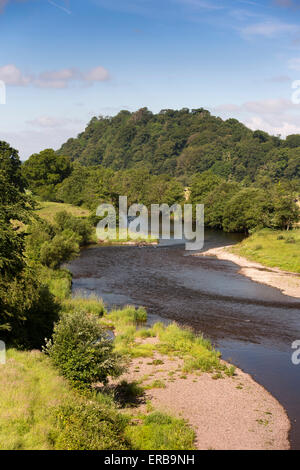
[68,230,300,449]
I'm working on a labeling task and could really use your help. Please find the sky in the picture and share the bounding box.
[1,0,300,159]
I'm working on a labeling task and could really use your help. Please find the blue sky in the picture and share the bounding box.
[1,0,300,158]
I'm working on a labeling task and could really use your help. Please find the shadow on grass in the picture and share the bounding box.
[96,380,146,408]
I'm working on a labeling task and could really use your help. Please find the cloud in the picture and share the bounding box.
[214,97,300,137]
[27,115,82,128]
[0,64,110,88]
[215,98,299,115]
[83,66,110,82]
[0,64,31,85]
[241,20,298,37]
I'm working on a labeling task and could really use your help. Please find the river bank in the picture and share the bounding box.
[99,308,290,450]
[196,246,300,299]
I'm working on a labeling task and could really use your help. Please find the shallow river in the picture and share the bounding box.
[68,230,300,449]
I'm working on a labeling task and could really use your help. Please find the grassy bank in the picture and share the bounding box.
[230,229,300,273]
[0,296,197,450]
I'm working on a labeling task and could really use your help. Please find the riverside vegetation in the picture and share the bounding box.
[1,108,300,449]
[0,140,232,450]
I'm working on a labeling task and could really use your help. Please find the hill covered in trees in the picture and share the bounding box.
[58,107,300,185]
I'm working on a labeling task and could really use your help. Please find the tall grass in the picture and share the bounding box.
[0,349,71,450]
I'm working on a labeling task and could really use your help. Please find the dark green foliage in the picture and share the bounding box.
[0,141,25,191]
[44,311,123,388]
[0,143,59,346]
[190,172,299,233]
[54,400,130,450]
[22,149,72,201]
[56,164,113,209]
[57,108,299,184]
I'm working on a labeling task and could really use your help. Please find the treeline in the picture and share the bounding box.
[22,147,299,233]
[57,107,300,186]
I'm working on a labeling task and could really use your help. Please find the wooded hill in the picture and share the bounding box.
[58,107,300,185]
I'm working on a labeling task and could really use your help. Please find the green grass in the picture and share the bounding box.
[231,228,300,273]
[101,306,233,376]
[125,412,196,450]
[36,201,90,223]
[0,349,72,450]
[62,292,106,317]
[37,265,72,300]
[0,349,196,450]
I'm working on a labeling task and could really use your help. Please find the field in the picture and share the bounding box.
[231,229,300,273]
[36,201,90,223]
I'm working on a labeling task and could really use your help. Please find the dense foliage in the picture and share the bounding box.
[0,142,59,348]
[57,108,300,185]
[22,149,72,201]
[44,310,123,388]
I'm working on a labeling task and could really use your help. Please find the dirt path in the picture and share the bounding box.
[195,246,300,299]
[120,339,290,450]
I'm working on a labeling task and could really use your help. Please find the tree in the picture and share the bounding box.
[0,143,58,347]
[22,149,72,200]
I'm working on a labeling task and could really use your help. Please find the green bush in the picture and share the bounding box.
[54,401,130,450]
[54,211,93,246]
[44,311,123,388]
[40,233,79,269]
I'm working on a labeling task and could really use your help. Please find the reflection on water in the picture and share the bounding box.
[68,229,300,449]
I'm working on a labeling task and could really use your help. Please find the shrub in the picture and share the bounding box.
[44,311,123,388]
[40,233,79,269]
[54,211,93,246]
[54,401,130,450]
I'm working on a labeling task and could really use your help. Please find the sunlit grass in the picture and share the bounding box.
[36,201,90,223]
[0,349,72,450]
[231,228,300,273]
[125,412,196,450]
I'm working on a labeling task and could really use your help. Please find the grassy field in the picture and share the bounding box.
[231,229,300,273]
[0,349,72,450]
[36,201,90,223]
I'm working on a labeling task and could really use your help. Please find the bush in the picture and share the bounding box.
[40,233,79,269]
[54,401,130,450]
[1,269,59,349]
[44,311,123,388]
[54,211,93,246]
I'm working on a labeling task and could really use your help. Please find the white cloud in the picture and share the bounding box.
[214,97,300,137]
[241,20,298,37]
[84,66,110,82]
[27,115,82,128]
[0,64,31,86]
[0,64,110,88]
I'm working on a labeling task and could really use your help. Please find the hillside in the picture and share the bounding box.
[58,108,300,184]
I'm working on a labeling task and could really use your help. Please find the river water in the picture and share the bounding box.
[68,230,300,449]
